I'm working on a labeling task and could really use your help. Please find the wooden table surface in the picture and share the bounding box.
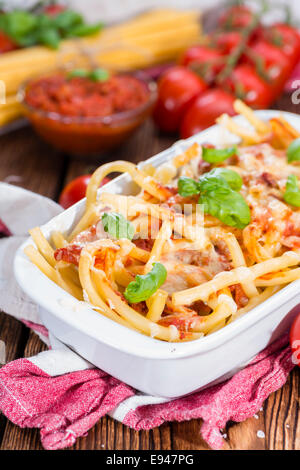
[0,94,299,451]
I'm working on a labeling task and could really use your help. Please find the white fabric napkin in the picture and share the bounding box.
[0,183,61,330]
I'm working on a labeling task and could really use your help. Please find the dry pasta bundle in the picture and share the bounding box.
[25,101,300,342]
[0,9,202,127]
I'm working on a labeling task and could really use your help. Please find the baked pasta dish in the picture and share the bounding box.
[25,100,300,342]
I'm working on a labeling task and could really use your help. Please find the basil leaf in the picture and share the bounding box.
[15,32,38,47]
[0,9,101,48]
[67,68,89,79]
[124,263,167,303]
[89,67,110,82]
[178,168,242,198]
[102,212,135,240]
[198,174,230,192]
[36,14,54,29]
[38,28,60,49]
[0,11,37,40]
[287,138,300,163]
[177,176,201,197]
[207,168,243,191]
[67,22,103,38]
[202,146,238,163]
[53,10,83,31]
[198,176,250,229]
[283,175,300,207]
[67,68,109,81]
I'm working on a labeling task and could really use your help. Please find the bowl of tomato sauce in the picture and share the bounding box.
[19,69,157,157]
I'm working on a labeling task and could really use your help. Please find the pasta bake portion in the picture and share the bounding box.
[25,101,300,342]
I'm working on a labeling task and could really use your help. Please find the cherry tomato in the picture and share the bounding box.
[218,5,256,30]
[153,66,208,133]
[290,311,300,366]
[179,45,224,67]
[179,45,224,83]
[180,88,236,139]
[44,4,66,16]
[0,31,18,53]
[212,31,242,55]
[246,39,292,98]
[263,24,300,67]
[224,64,273,109]
[59,175,110,209]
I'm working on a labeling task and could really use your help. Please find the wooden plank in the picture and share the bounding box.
[1,419,44,450]
[264,368,300,450]
[63,121,174,188]
[172,419,210,450]
[23,329,48,357]
[0,312,28,448]
[0,126,66,199]
[225,414,266,450]
[0,312,26,364]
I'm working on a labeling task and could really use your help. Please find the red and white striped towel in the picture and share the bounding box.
[0,183,295,450]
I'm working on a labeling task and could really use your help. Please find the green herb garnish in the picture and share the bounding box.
[67,68,89,79]
[202,145,238,163]
[283,175,300,207]
[178,168,243,196]
[102,212,135,240]
[52,10,83,31]
[67,67,110,82]
[0,9,102,49]
[177,176,201,198]
[124,263,167,303]
[207,168,243,191]
[198,175,250,229]
[177,167,250,229]
[287,138,300,163]
[89,68,110,82]
[66,23,102,38]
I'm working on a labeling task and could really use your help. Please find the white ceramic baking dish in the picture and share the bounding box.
[14,110,300,398]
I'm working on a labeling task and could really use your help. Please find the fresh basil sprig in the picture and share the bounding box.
[67,68,89,79]
[0,11,38,46]
[89,68,110,82]
[68,67,110,82]
[177,168,250,229]
[178,168,243,197]
[65,23,101,38]
[202,145,238,163]
[207,168,243,191]
[283,175,300,207]
[102,212,135,240]
[0,9,102,49]
[124,263,167,303]
[177,176,201,197]
[287,138,300,163]
[52,10,83,31]
[198,175,251,229]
